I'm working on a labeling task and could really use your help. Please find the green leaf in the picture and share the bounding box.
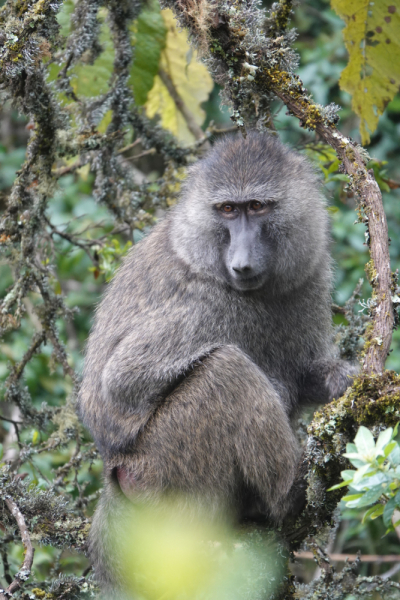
[389,444,400,466]
[328,479,352,491]
[328,173,350,182]
[393,518,400,528]
[130,0,167,105]
[56,0,75,37]
[352,472,388,489]
[362,503,384,522]
[354,426,375,455]
[71,22,115,98]
[383,496,396,528]
[353,463,373,483]
[343,452,367,468]
[331,0,400,144]
[346,443,358,454]
[376,427,393,452]
[353,485,385,508]
[384,441,398,457]
[342,493,364,502]
[342,469,356,481]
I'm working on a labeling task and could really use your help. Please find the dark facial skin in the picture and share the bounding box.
[215,200,276,291]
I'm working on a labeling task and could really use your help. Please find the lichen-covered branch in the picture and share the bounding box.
[0,497,34,599]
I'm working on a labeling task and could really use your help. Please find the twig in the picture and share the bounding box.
[52,154,91,178]
[47,328,77,383]
[0,416,23,426]
[295,552,400,563]
[308,539,333,580]
[44,216,98,265]
[53,438,81,488]
[0,415,23,444]
[0,498,34,599]
[124,148,157,161]
[207,125,238,135]
[5,332,46,392]
[117,138,143,154]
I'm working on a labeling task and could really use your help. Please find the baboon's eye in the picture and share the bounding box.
[249,200,262,211]
[221,204,234,213]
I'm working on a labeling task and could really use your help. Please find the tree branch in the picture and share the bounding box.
[0,498,34,599]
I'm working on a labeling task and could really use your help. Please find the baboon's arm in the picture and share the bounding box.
[300,357,358,406]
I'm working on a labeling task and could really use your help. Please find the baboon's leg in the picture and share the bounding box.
[90,346,302,591]
[113,345,301,522]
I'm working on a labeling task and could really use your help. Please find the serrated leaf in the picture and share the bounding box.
[354,426,375,454]
[331,0,400,144]
[130,0,167,105]
[145,9,213,143]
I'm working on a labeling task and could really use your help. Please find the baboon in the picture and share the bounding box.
[78,133,357,591]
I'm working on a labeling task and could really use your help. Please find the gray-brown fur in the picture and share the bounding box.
[78,133,357,591]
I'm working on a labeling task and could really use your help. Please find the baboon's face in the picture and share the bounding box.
[172,134,329,295]
[213,198,277,291]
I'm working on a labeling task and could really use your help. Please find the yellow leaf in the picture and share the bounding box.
[145,9,213,143]
[332,0,400,144]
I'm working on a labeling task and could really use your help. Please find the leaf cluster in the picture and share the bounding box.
[330,425,400,533]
